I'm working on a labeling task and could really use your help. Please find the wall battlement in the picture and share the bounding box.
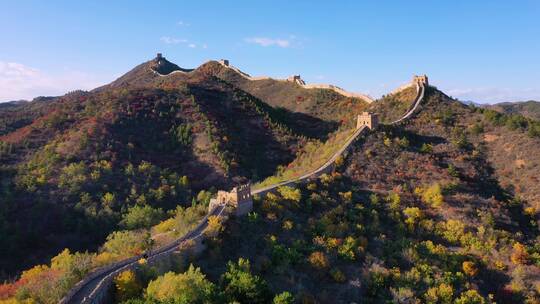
[413,75,429,86]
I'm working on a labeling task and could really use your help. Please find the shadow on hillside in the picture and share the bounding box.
[273,107,340,140]
[190,86,303,182]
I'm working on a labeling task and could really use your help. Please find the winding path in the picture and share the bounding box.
[61,82,425,304]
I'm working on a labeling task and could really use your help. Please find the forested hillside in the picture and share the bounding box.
[0,57,539,304]
[0,56,362,279]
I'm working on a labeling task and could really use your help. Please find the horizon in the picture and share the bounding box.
[1,0,539,104]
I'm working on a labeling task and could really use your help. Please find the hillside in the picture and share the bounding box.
[188,87,539,304]
[486,100,540,121]
[60,85,540,304]
[210,62,371,127]
[368,85,418,123]
[0,55,367,278]
[1,58,539,303]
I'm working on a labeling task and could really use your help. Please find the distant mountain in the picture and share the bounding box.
[486,100,540,121]
[0,100,28,109]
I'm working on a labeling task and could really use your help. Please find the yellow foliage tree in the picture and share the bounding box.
[510,242,529,265]
[278,186,302,203]
[462,261,478,277]
[308,251,329,270]
[424,283,453,304]
[114,270,141,302]
[417,184,444,208]
[146,265,215,302]
[204,215,223,239]
[403,207,423,230]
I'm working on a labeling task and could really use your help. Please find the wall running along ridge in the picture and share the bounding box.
[60,73,427,304]
[149,57,374,103]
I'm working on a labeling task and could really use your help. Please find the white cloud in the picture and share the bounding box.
[444,86,540,104]
[160,37,205,49]
[160,36,188,45]
[0,61,103,102]
[176,21,190,26]
[245,37,291,48]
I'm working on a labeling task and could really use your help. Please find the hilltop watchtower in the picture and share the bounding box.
[357,112,379,130]
[287,75,306,85]
[413,75,429,87]
[156,53,163,60]
[219,59,230,67]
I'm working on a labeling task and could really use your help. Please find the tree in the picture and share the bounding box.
[58,162,87,194]
[204,215,223,239]
[441,219,465,243]
[454,289,486,304]
[120,205,165,230]
[420,143,433,153]
[173,123,192,146]
[338,236,358,261]
[386,191,401,211]
[101,192,116,207]
[221,258,271,304]
[462,261,478,277]
[424,283,453,304]
[403,207,423,230]
[308,251,329,269]
[114,270,141,302]
[278,186,302,203]
[273,291,295,304]
[50,248,93,280]
[416,184,444,208]
[102,230,149,257]
[146,265,216,303]
[510,242,529,265]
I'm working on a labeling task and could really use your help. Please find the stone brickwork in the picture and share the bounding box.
[413,75,429,86]
[209,183,253,216]
[357,112,379,130]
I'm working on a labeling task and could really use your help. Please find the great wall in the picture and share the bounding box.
[151,54,374,103]
[60,59,429,303]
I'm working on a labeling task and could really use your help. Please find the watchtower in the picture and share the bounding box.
[357,112,379,130]
[208,183,253,216]
[230,184,253,216]
[413,75,429,87]
[287,75,306,85]
[219,59,230,67]
[156,53,163,60]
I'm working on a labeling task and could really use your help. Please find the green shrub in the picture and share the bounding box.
[221,258,271,304]
[120,205,165,230]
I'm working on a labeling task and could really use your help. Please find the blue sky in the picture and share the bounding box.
[1,0,539,103]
